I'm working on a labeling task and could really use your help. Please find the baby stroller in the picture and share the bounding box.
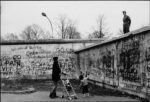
[61,72,78,100]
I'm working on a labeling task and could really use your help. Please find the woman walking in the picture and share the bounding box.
[49,57,61,98]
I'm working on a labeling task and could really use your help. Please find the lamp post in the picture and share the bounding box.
[41,12,53,37]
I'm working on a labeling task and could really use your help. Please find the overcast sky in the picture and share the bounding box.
[1,1,150,38]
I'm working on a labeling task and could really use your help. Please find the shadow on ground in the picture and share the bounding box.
[1,79,147,101]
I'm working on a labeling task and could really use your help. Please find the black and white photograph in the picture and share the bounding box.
[1,0,150,102]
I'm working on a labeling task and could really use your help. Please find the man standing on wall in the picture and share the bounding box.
[122,11,131,34]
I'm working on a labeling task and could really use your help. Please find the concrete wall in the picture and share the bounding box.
[75,26,150,99]
[0,39,104,79]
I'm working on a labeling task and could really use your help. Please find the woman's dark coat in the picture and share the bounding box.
[52,60,61,82]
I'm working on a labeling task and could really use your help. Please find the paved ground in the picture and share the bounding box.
[1,91,140,102]
[1,79,144,102]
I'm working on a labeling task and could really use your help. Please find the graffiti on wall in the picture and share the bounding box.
[81,46,116,84]
[122,82,143,92]
[101,48,115,78]
[0,55,23,78]
[119,37,141,83]
[0,45,76,79]
[78,31,150,96]
[146,47,150,72]
[146,46,150,87]
[83,50,102,81]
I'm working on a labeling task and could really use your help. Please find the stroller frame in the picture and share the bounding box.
[61,73,78,100]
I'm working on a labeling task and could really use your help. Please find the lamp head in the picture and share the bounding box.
[41,12,47,17]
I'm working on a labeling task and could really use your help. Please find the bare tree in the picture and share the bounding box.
[65,21,81,39]
[0,36,5,41]
[56,15,81,39]
[41,31,53,39]
[20,24,52,40]
[56,15,69,39]
[88,31,100,39]
[4,33,19,40]
[89,14,109,38]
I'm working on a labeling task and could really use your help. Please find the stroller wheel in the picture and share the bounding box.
[68,97,72,100]
[74,96,78,99]
[61,95,64,98]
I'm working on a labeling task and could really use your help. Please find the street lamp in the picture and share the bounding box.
[41,12,53,37]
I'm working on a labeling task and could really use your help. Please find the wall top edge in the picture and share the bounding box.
[0,38,106,45]
[75,26,150,53]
